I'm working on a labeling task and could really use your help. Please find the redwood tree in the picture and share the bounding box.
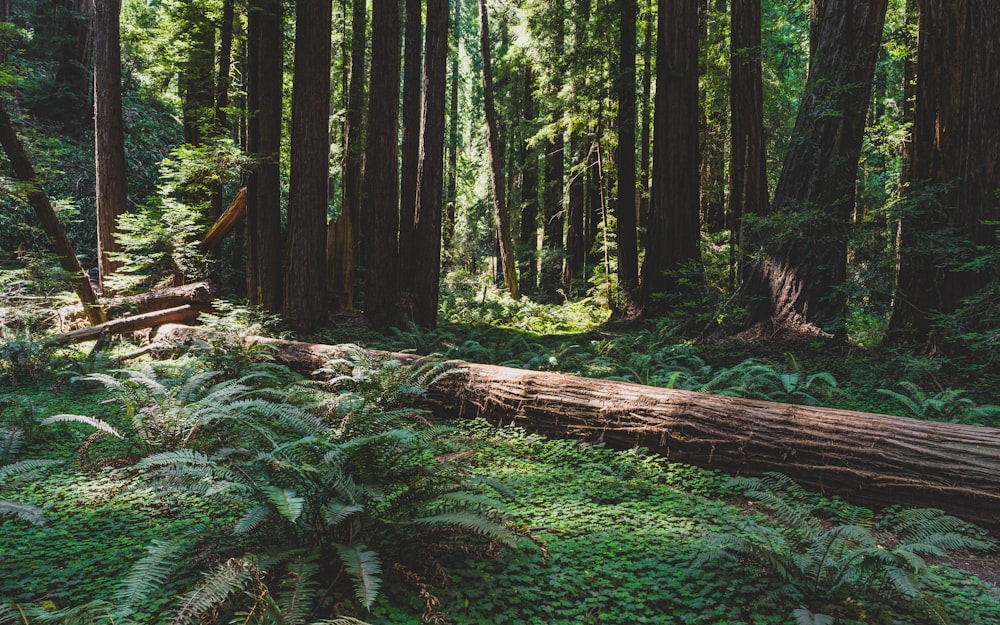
[741,0,888,334]
[398,0,423,296]
[284,0,332,332]
[616,0,639,295]
[637,0,700,313]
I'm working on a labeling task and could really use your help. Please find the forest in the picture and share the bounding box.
[1,0,999,623]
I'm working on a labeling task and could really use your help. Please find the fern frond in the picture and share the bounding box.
[261,486,305,524]
[116,535,193,611]
[234,504,275,535]
[335,545,382,610]
[411,511,519,547]
[0,459,60,479]
[172,559,255,625]
[40,414,124,439]
[0,501,45,525]
[323,500,364,527]
[0,428,24,464]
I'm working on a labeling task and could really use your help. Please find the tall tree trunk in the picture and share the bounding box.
[398,0,422,300]
[889,0,1000,348]
[638,0,653,237]
[363,0,402,331]
[565,139,586,296]
[329,0,366,314]
[246,0,283,312]
[742,0,888,335]
[699,0,728,235]
[478,0,519,302]
[0,104,105,325]
[93,0,126,291]
[637,0,701,313]
[216,0,235,132]
[180,0,216,147]
[518,66,539,293]
[444,0,461,254]
[52,0,92,131]
[283,0,332,332]
[410,0,451,328]
[729,0,767,289]
[540,16,565,301]
[617,0,639,295]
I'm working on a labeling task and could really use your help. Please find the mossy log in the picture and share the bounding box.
[150,324,1000,531]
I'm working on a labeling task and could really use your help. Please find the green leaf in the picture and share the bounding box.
[261,485,305,524]
[41,414,124,439]
[335,544,382,609]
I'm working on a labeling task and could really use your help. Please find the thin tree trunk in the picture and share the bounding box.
[216,0,235,132]
[363,0,402,331]
[284,0,332,332]
[617,0,639,294]
[93,0,126,291]
[0,104,105,325]
[153,323,1000,532]
[518,66,539,293]
[411,0,451,327]
[329,0,366,314]
[541,17,565,301]
[444,0,461,253]
[639,0,653,236]
[478,0,519,301]
[398,0,423,300]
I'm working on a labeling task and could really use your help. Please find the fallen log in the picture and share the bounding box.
[149,324,1000,531]
[56,280,216,327]
[200,188,247,253]
[49,306,202,346]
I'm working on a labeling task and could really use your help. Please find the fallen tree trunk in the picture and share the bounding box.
[56,280,216,327]
[150,324,1000,531]
[50,306,202,346]
[200,188,247,253]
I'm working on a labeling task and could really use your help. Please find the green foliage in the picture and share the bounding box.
[698,473,996,624]
[877,381,1000,425]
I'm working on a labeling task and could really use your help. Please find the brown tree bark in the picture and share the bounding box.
[742,0,887,335]
[51,306,201,345]
[152,324,1000,532]
[57,280,215,325]
[540,15,565,301]
[729,0,767,289]
[200,188,247,253]
[410,0,455,328]
[616,0,639,295]
[518,66,540,293]
[328,0,366,315]
[363,0,402,331]
[444,0,461,253]
[638,0,653,238]
[398,0,423,299]
[245,0,283,313]
[889,0,1000,348]
[93,0,127,290]
[283,0,332,332]
[637,0,701,313]
[0,104,106,326]
[478,0,519,302]
[216,0,235,132]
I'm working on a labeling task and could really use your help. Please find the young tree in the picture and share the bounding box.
[889,0,1000,347]
[409,0,452,328]
[93,0,127,290]
[741,0,887,335]
[443,0,462,252]
[363,0,402,330]
[637,0,700,314]
[328,0,366,314]
[284,0,332,332]
[246,0,283,312]
[478,0,519,303]
[519,66,540,292]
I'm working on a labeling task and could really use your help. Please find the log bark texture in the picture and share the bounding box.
[200,188,247,253]
[57,280,215,327]
[51,306,202,346]
[149,324,1000,531]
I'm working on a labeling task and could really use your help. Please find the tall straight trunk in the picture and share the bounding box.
[363,0,402,331]
[586,145,602,267]
[246,0,283,312]
[639,0,653,236]
[729,0,767,288]
[889,0,1000,347]
[637,0,700,312]
[444,0,461,253]
[216,0,235,132]
[564,138,586,296]
[93,0,126,290]
[518,66,539,292]
[478,0,519,302]
[284,0,332,332]
[540,16,565,300]
[742,0,888,335]
[411,0,451,328]
[617,0,639,294]
[329,0,366,314]
[398,0,422,297]
[699,0,728,234]
[0,104,105,325]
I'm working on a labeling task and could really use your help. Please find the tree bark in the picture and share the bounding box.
[93,0,127,290]
[616,0,639,294]
[200,188,247,253]
[518,66,540,293]
[637,0,701,313]
[179,0,215,147]
[151,323,1000,532]
[742,0,887,335]
[478,0,519,302]
[57,280,215,325]
[363,0,402,331]
[398,0,423,299]
[540,16,565,301]
[0,104,106,326]
[51,306,201,346]
[284,0,332,332]
[444,0,461,253]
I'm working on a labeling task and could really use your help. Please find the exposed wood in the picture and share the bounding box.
[150,324,1000,531]
[50,306,201,346]
[200,188,247,253]
[56,280,216,326]
[0,104,106,326]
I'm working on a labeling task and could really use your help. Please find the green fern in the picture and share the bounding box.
[0,500,45,525]
[335,545,382,610]
[115,535,193,613]
[172,558,257,625]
